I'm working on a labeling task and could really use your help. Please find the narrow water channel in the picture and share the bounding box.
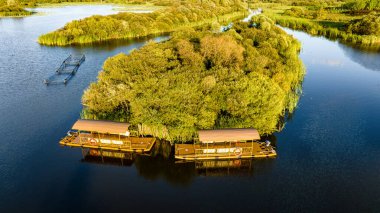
[0,6,380,212]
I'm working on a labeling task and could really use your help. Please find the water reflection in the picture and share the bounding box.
[81,149,135,167]
[178,159,255,177]
[77,140,275,185]
[339,43,380,72]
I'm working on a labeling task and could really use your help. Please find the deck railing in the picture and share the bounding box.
[78,133,133,149]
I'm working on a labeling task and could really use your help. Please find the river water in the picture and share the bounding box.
[1,5,380,213]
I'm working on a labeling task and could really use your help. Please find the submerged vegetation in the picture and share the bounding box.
[38,0,247,45]
[258,0,380,47]
[82,16,305,142]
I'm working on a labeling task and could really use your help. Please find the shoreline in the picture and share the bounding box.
[0,2,163,18]
[38,10,247,46]
[0,11,35,18]
[34,2,164,10]
[255,2,380,48]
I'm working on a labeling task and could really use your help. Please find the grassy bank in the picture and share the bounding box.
[256,2,380,48]
[81,15,305,142]
[38,0,248,46]
[0,0,171,17]
[0,5,33,17]
[34,1,163,9]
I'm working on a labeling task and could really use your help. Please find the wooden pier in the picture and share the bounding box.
[44,54,85,85]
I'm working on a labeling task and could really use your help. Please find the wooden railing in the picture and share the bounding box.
[78,134,132,149]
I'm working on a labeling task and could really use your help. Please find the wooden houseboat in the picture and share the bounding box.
[175,128,276,160]
[59,119,156,153]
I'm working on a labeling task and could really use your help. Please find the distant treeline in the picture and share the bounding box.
[38,0,248,45]
[1,0,170,7]
[255,0,344,7]
[81,16,305,142]
[256,0,380,10]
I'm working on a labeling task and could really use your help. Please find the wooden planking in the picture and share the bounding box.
[72,119,130,135]
[59,133,156,152]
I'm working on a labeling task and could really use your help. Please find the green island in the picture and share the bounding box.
[32,0,380,142]
[255,0,380,48]
[81,15,305,142]
[38,0,248,45]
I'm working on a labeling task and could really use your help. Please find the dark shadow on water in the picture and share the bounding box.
[77,140,276,186]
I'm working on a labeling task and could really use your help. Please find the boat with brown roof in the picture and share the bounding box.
[59,119,156,153]
[175,128,276,160]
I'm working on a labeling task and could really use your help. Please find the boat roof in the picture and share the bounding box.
[198,128,260,143]
[72,119,130,135]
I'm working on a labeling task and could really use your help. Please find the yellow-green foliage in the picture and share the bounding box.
[284,7,327,19]
[0,4,32,16]
[256,1,380,47]
[347,12,380,36]
[38,0,247,45]
[343,0,380,11]
[82,16,305,142]
[257,0,343,7]
[272,14,380,46]
[13,0,150,7]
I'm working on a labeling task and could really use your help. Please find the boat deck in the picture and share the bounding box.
[60,133,156,153]
[175,142,276,160]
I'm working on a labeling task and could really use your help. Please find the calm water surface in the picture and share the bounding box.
[1,6,380,212]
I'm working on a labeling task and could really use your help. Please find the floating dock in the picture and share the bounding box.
[175,128,277,160]
[59,119,156,153]
[44,54,85,85]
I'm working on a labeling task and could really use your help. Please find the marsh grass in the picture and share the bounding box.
[258,3,380,47]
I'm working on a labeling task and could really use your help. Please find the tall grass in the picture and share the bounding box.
[38,1,248,46]
[269,14,380,47]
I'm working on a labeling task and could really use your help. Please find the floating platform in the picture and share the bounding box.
[59,119,156,153]
[44,54,85,85]
[175,128,277,160]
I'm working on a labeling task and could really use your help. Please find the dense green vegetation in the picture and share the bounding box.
[38,0,247,45]
[81,16,305,142]
[0,4,32,16]
[343,0,380,11]
[347,12,380,36]
[259,1,380,47]
[0,1,32,16]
